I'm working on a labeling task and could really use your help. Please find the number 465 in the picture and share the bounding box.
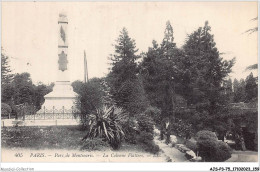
[15,153,23,157]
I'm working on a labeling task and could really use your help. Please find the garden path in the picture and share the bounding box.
[154,129,187,162]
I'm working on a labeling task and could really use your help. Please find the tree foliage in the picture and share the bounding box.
[1,72,53,114]
[180,21,235,133]
[141,21,235,137]
[1,50,13,85]
[245,72,258,102]
[108,28,148,115]
[141,21,182,120]
[72,78,104,116]
[196,130,231,162]
[1,103,12,118]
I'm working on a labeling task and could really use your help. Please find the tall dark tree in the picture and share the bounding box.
[11,73,34,105]
[74,78,104,115]
[223,78,233,103]
[141,21,181,120]
[108,28,148,115]
[182,21,235,133]
[233,78,246,103]
[1,50,13,85]
[2,72,52,108]
[183,21,235,109]
[33,83,53,110]
[245,72,257,102]
[1,50,14,104]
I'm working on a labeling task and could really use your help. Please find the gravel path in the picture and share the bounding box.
[154,135,187,162]
[153,128,187,162]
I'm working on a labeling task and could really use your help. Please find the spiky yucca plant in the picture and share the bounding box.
[83,106,126,149]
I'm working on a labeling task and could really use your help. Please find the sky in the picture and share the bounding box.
[2,2,258,85]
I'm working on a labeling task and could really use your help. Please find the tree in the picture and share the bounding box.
[1,103,12,118]
[71,80,84,94]
[2,72,52,109]
[74,78,107,119]
[245,64,258,71]
[33,83,53,110]
[245,72,257,102]
[1,50,13,85]
[222,78,233,103]
[141,21,182,121]
[182,21,235,134]
[1,50,14,105]
[108,28,148,115]
[244,17,258,35]
[233,78,246,103]
[11,73,34,105]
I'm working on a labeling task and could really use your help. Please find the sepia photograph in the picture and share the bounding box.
[1,1,258,171]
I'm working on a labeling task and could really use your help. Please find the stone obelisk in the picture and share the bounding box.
[39,13,77,111]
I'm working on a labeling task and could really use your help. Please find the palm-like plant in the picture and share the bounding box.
[83,106,126,149]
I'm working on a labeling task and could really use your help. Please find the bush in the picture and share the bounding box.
[144,106,161,125]
[122,117,138,144]
[143,141,160,154]
[81,138,110,151]
[196,130,231,162]
[137,131,154,144]
[1,103,11,118]
[196,130,218,141]
[171,118,192,139]
[214,141,232,162]
[185,140,197,153]
[74,78,104,116]
[137,114,154,133]
[83,106,126,150]
[135,114,159,154]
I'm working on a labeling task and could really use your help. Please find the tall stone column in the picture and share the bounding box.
[38,13,77,111]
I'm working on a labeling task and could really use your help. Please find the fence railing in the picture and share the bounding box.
[23,106,81,120]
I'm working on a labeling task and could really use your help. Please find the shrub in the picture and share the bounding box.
[81,138,110,151]
[214,141,232,162]
[137,131,154,144]
[137,114,154,133]
[135,114,159,154]
[83,106,126,150]
[144,106,161,125]
[196,130,218,141]
[122,117,138,144]
[171,118,192,138]
[185,140,197,153]
[1,103,11,118]
[196,130,231,162]
[143,141,160,154]
[74,78,104,117]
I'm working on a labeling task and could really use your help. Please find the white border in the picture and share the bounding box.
[1,0,259,171]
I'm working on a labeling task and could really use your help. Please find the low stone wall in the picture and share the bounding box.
[1,119,80,127]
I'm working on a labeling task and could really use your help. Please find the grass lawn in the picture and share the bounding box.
[1,126,86,150]
[1,126,149,152]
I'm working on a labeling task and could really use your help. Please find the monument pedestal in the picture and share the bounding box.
[40,81,77,110]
